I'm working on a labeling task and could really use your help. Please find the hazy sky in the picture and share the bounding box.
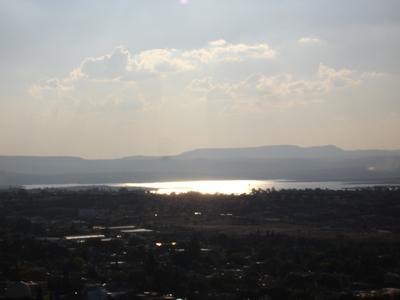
[1,0,400,158]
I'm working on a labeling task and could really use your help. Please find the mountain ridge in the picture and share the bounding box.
[2,145,400,161]
[1,145,400,185]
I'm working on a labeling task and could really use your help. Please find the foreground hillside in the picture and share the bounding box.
[1,187,400,299]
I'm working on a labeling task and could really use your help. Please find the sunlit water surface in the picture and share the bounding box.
[23,180,398,195]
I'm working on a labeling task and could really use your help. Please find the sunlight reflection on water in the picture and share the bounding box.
[121,180,268,194]
[23,180,398,195]
[119,180,349,195]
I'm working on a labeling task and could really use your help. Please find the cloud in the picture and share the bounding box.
[78,41,276,78]
[188,77,215,93]
[361,71,387,79]
[30,41,277,100]
[298,37,322,44]
[317,63,360,88]
[79,46,132,80]
[256,74,325,97]
[183,41,276,63]
[134,48,194,74]
[188,64,362,110]
[142,41,275,70]
[29,78,73,98]
[30,40,375,114]
[75,46,192,80]
[256,63,360,98]
[30,77,143,112]
[209,39,227,47]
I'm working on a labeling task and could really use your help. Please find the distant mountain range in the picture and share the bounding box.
[1,145,400,186]
[177,145,400,160]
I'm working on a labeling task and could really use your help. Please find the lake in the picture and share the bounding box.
[23,180,398,195]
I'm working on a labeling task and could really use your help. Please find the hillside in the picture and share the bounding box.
[1,145,400,185]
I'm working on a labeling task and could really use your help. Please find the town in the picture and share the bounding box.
[1,187,400,299]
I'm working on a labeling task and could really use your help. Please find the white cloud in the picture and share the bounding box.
[79,46,132,80]
[255,63,360,98]
[30,40,277,100]
[188,64,363,110]
[135,41,275,71]
[298,37,322,44]
[187,77,215,92]
[361,71,387,79]
[31,77,142,111]
[209,39,227,47]
[29,78,73,98]
[257,74,325,97]
[317,63,360,88]
[30,38,376,114]
[79,41,276,78]
[134,48,194,74]
[182,42,276,63]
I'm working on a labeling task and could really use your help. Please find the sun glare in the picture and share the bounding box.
[123,180,273,195]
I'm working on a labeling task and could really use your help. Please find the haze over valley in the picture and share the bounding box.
[1,145,399,186]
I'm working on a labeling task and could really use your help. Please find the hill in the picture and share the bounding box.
[1,145,400,185]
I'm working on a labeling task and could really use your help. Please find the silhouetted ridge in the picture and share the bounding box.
[177,145,345,160]
[0,145,399,185]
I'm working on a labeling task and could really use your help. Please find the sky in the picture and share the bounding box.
[1,0,400,158]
